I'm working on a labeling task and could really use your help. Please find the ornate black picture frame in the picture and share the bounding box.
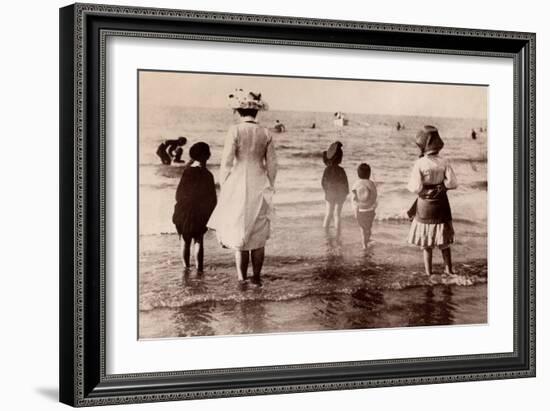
[59,3,535,407]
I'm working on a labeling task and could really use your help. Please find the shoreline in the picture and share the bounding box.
[139,217,487,338]
[140,284,487,339]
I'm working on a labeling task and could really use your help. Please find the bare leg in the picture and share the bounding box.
[363,213,374,246]
[323,201,335,230]
[334,202,344,238]
[422,248,433,276]
[250,247,265,284]
[364,224,372,245]
[359,227,368,249]
[441,247,454,274]
[193,236,204,273]
[180,237,191,269]
[235,251,249,281]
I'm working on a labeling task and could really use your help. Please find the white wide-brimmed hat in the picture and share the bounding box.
[227,88,269,111]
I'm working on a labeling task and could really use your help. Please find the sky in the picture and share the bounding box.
[139,70,487,119]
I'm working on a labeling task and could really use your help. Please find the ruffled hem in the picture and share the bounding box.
[407,219,454,249]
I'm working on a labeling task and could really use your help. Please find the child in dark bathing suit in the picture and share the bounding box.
[172,142,217,272]
[321,141,349,237]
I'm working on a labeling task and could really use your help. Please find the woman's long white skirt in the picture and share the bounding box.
[208,170,274,251]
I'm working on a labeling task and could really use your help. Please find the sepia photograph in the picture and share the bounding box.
[138,70,488,339]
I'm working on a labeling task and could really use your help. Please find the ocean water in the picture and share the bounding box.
[138,107,488,338]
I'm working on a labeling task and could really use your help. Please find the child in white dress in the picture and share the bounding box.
[407,125,458,276]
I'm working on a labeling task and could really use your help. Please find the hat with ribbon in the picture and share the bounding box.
[227,88,269,111]
[416,125,444,156]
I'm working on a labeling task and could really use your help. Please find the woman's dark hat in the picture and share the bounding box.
[323,141,343,165]
[416,125,444,155]
[189,142,211,163]
[326,141,343,160]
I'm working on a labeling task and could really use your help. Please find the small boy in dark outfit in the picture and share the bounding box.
[321,141,349,237]
[172,142,217,272]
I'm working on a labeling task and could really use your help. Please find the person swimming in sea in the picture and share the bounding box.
[156,136,187,165]
[273,119,286,133]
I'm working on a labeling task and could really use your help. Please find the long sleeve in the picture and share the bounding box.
[219,127,237,185]
[407,161,423,194]
[265,134,278,188]
[444,160,458,190]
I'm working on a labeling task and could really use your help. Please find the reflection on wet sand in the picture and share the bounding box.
[139,218,487,339]
[407,286,456,327]
[155,241,480,338]
[164,283,478,338]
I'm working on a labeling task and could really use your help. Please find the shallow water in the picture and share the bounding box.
[138,107,487,338]
[140,284,487,338]
[139,108,487,234]
[139,216,487,338]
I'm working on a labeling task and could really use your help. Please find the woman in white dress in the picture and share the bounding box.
[208,89,277,285]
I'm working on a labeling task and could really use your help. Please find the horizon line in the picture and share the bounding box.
[139,103,488,121]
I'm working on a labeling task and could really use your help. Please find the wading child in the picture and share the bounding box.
[351,163,377,248]
[321,141,349,237]
[172,142,217,272]
[407,126,458,276]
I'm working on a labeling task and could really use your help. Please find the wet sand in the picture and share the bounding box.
[139,210,487,338]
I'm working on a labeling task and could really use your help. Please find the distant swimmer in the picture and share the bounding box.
[311,122,316,129]
[471,129,477,140]
[396,121,402,131]
[273,119,286,133]
[156,136,187,165]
